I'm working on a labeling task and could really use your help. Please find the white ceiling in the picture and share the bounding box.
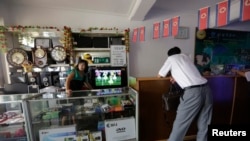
[0,0,240,21]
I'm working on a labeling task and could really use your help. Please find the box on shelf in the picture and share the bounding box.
[104,117,136,141]
[39,125,76,141]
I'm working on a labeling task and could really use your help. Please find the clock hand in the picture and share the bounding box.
[14,56,20,63]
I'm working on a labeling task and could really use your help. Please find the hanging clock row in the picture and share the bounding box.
[6,45,67,68]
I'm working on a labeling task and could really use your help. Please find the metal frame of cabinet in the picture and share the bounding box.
[23,87,138,141]
[0,93,37,141]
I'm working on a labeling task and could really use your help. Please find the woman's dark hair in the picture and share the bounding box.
[168,46,181,56]
[75,58,89,73]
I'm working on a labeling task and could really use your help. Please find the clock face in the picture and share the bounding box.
[196,30,206,40]
[51,46,67,62]
[35,38,51,48]
[7,48,28,67]
[34,48,46,58]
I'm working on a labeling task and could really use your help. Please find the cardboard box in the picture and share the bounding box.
[39,125,76,141]
[105,117,136,141]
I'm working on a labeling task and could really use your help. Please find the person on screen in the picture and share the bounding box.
[62,58,92,125]
[157,46,213,141]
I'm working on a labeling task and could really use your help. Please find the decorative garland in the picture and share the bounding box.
[0,26,7,53]
[80,27,119,32]
[124,28,130,52]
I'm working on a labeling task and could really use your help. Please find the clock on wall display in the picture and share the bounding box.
[51,46,67,62]
[34,38,52,48]
[196,30,206,40]
[32,46,47,68]
[6,48,28,67]
[34,48,46,58]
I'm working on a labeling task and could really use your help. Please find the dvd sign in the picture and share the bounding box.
[105,117,136,141]
[116,127,126,133]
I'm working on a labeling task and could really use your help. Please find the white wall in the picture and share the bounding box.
[128,0,250,77]
[1,2,250,78]
[129,13,198,77]
[7,5,131,30]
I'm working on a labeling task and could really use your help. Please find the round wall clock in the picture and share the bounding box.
[196,30,206,40]
[51,46,67,62]
[32,46,48,68]
[34,48,46,58]
[6,48,28,67]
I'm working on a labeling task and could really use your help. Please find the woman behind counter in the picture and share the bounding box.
[62,58,92,125]
[65,58,92,97]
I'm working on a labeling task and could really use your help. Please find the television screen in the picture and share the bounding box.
[90,67,128,89]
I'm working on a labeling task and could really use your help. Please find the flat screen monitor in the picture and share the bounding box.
[90,67,128,89]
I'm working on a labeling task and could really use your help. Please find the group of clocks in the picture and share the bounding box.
[6,38,67,68]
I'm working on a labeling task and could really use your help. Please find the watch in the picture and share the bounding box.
[34,38,52,48]
[6,48,28,67]
[51,46,67,62]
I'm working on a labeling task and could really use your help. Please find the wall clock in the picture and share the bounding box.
[34,38,52,48]
[34,48,46,58]
[51,46,67,62]
[6,48,28,67]
[32,46,47,68]
[196,30,206,40]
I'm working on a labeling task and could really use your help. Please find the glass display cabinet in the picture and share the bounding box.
[0,93,37,141]
[23,87,138,141]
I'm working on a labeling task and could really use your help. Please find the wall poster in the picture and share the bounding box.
[110,45,126,66]
[194,28,250,74]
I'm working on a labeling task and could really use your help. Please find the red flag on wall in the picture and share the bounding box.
[240,0,250,21]
[216,0,230,27]
[132,28,138,42]
[172,16,180,36]
[153,22,160,39]
[163,19,171,37]
[139,26,145,41]
[198,7,210,30]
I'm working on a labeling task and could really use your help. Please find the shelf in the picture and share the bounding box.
[48,64,70,67]
[89,63,111,67]
[73,48,110,51]
[72,30,124,37]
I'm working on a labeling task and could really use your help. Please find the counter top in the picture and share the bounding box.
[130,74,242,81]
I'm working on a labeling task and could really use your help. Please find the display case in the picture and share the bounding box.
[0,93,37,141]
[23,87,138,141]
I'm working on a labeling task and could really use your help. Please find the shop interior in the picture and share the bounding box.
[1,0,250,141]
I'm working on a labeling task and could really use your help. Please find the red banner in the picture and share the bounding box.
[153,22,160,39]
[163,19,171,37]
[172,16,180,36]
[216,0,230,27]
[139,26,145,41]
[240,0,250,21]
[198,7,210,30]
[132,28,138,42]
